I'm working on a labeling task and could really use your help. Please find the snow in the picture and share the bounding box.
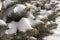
[5,18,34,34]
[2,0,60,40]
[43,16,60,40]
[5,21,17,34]
[0,1,2,11]
[43,35,60,40]
[0,19,7,26]
[18,18,33,32]
[3,0,18,8]
[14,4,26,13]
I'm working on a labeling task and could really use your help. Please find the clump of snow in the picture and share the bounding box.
[18,18,33,32]
[43,35,60,40]
[0,19,7,26]
[14,4,26,13]
[3,0,18,8]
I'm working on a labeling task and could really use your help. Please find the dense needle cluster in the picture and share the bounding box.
[0,0,60,40]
